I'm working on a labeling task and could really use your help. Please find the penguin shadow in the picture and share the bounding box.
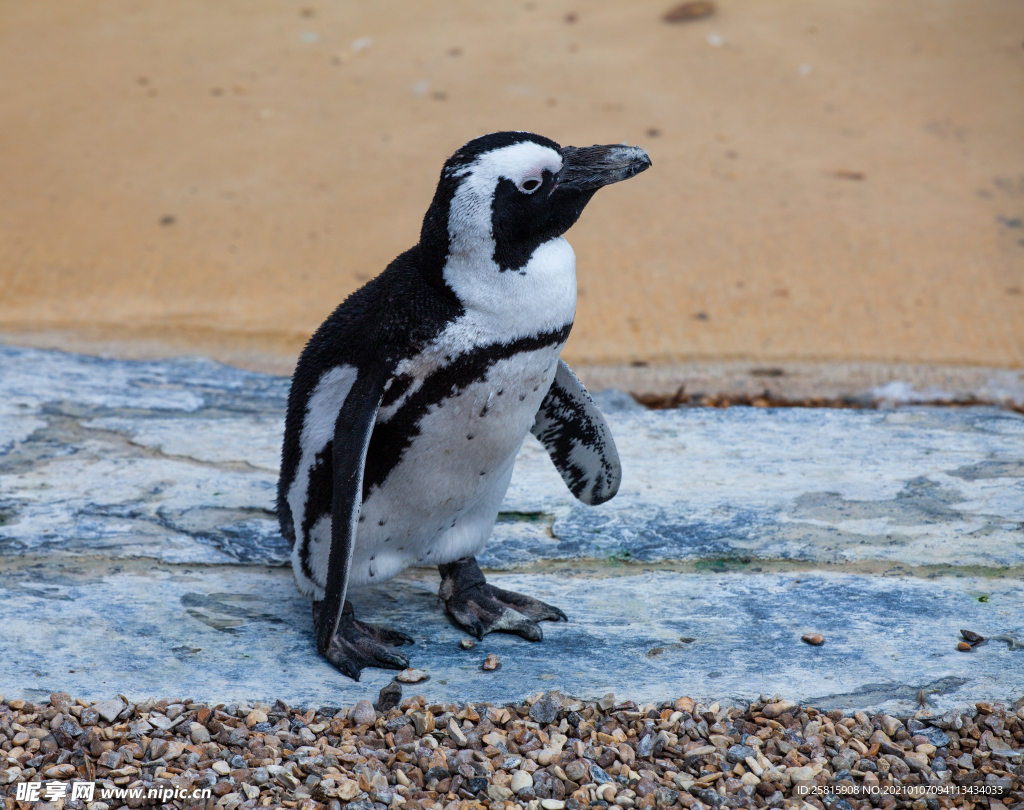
[180,592,290,633]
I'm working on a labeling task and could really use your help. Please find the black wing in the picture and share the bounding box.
[315,369,388,656]
[531,359,621,506]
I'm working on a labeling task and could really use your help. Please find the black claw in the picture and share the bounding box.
[335,658,361,681]
[376,648,410,670]
[516,621,543,643]
[316,600,414,681]
[438,556,567,641]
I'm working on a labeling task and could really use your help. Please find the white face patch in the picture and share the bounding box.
[446,141,562,262]
[438,141,577,342]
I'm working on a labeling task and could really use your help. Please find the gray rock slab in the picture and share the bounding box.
[1,558,1019,714]
[1,346,1022,712]
[2,346,1022,570]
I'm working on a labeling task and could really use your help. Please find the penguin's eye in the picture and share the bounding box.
[518,176,542,193]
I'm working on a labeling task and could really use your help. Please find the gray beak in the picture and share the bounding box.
[557,144,652,191]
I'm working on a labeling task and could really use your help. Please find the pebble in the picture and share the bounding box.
[376,681,402,711]
[0,691,1018,809]
[957,641,973,651]
[446,716,468,746]
[92,697,126,723]
[663,1,715,23]
[482,652,500,670]
[529,690,563,724]
[510,769,534,794]
[411,710,435,735]
[801,632,824,645]
[350,700,376,726]
[459,638,475,649]
[960,628,985,644]
[761,698,797,718]
[395,667,428,683]
[188,721,210,743]
[245,708,268,727]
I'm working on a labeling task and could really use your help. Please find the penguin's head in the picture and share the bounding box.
[420,131,651,274]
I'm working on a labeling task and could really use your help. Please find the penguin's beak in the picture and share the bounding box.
[555,144,652,192]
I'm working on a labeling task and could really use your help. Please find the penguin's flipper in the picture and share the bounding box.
[531,359,621,506]
[314,369,413,679]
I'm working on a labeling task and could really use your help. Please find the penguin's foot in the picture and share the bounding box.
[438,556,567,642]
[312,599,414,681]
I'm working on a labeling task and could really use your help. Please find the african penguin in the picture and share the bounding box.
[277,131,651,680]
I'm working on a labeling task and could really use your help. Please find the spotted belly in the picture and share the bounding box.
[348,345,563,586]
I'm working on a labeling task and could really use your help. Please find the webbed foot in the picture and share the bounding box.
[312,600,414,681]
[438,556,567,641]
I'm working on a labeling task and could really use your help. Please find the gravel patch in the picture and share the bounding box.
[1,691,1020,809]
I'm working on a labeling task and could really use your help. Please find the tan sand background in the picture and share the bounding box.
[1,0,1022,377]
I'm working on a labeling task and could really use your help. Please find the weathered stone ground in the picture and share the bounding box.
[0,346,1022,716]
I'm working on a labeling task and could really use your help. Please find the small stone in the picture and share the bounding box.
[957,641,973,651]
[336,779,360,800]
[376,681,402,712]
[245,708,268,728]
[165,741,186,761]
[961,629,985,645]
[459,638,475,650]
[564,760,588,783]
[277,769,300,789]
[512,770,536,794]
[350,700,376,726]
[212,760,231,776]
[904,752,930,773]
[541,801,565,810]
[590,763,614,785]
[637,733,654,758]
[189,722,210,744]
[986,735,1013,753]
[598,693,616,711]
[674,696,695,713]
[530,691,563,724]
[482,653,500,671]
[663,1,715,23]
[788,766,815,783]
[93,698,127,723]
[395,668,429,683]
[411,710,435,735]
[447,716,468,746]
[761,700,797,718]
[241,783,260,800]
[801,633,824,646]
[98,750,123,769]
[148,738,169,760]
[488,784,514,801]
[726,744,755,764]
[880,716,902,737]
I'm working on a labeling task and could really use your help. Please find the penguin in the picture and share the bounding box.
[277,131,651,680]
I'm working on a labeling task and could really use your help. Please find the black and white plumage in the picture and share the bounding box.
[277,131,651,679]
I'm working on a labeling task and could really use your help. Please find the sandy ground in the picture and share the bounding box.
[1,0,1022,373]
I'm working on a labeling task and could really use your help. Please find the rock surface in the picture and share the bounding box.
[1,346,1022,711]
